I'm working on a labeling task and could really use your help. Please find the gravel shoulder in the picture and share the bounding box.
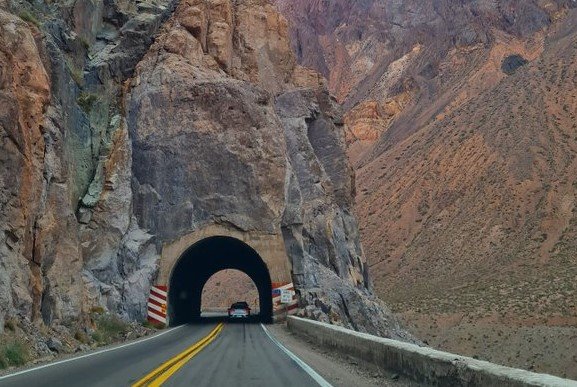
[267,322,422,387]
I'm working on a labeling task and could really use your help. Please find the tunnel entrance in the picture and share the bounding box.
[168,236,273,325]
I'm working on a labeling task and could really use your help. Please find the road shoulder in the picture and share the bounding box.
[267,323,420,387]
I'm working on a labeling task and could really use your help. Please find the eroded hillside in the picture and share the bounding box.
[276,0,574,163]
[277,0,577,378]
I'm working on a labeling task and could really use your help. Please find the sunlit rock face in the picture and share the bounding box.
[0,0,179,329]
[0,0,408,339]
[275,0,575,159]
[0,9,55,329]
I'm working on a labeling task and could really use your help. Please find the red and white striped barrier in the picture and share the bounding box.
[147,285,167,325]
[272,282,298,316]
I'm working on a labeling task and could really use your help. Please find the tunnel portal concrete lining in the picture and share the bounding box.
[159,224,293,325]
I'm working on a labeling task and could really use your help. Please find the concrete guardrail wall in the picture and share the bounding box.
[286,316,577,387]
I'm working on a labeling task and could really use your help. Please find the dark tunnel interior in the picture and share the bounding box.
[168,236,273,325]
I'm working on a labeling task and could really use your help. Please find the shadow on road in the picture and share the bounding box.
[181,312,268,325]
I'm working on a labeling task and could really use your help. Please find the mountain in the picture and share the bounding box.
[0,0,409,362]
[275,0,574,161]
[276,0,577,378]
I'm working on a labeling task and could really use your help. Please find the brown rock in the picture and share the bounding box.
[206,0,233,71]
[207,21,232,71]
[292,65,326,89]
[0,9,50,327]
[163,28,204,62]
[177,3,208,51]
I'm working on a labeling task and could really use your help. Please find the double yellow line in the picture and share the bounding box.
[133,323,224,387]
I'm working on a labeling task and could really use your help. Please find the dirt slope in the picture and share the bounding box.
[356,11,577,378]
[276,0,577,378]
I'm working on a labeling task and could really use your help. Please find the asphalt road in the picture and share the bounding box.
[0,322,326,387]
[164,323,321,386]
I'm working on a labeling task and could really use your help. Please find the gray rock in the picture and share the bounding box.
[34,340,52,357]
[46,337,63,353]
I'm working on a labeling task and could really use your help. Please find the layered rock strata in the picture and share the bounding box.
[275,0,575,162]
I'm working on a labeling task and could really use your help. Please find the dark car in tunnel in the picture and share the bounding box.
[228,302,251,318]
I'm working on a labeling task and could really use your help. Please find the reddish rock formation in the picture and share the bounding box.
[276,0,577,377]
[275,0,573,157]
[0,9,83,328]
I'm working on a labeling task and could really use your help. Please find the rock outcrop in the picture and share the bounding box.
[1,0,179,330]
[1,9,53,329]
[0,0,406,342]
[126,0,403,336]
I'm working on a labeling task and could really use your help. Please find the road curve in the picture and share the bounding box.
[0,324,215,387]
[0,322,327,387]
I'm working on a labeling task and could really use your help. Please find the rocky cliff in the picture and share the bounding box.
[275,0,575,162]
[276,0,577,377]
[0,0,406,347]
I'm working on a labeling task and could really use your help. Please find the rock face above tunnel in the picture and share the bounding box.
[126,0,407,337]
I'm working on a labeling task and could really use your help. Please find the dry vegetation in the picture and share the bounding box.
[354,10,577,380]
[0,320,29,370]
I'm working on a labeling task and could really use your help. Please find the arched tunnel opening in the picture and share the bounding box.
[168,236,273,325]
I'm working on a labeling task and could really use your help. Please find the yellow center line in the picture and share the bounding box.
[132,323,224,387]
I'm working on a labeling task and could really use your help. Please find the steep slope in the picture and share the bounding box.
[356,11,577,377]
[275,0,574,163]
[276,0,577,378]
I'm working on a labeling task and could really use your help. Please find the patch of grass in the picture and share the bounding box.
[74,330,90,344]
[90,306,105,315]
[90,331,103,344]
[18,11,40,27]
[77,92,99,114]
[0,338,29,369]
[4,318,16,332]
[70,67,84,86]
[65,59,84,86]
[79,37,90,50]
[91,315,130,346]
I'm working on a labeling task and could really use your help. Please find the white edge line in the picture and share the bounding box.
[0,325,185,381]
[261,324,333,387]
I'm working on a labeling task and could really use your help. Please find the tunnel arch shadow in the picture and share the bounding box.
[168,236,273,325]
